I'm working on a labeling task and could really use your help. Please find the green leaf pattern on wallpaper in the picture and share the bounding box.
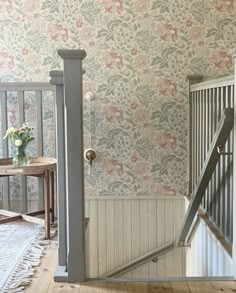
[0,0,235,198]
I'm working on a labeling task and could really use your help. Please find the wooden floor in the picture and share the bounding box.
[26,240,236,293]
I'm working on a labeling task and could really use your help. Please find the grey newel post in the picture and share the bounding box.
[231,48,236,279]
[49,71,68,275]
[58,49,87,282]
[187,75,203,196]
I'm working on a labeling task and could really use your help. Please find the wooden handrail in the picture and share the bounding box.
[190,75,234,92]
[0,82,54,91]
[177,108,234,247]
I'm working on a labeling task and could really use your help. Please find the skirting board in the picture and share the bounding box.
[54,265,68,282]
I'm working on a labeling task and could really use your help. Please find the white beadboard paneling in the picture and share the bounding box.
[140,200,149,277]
[186,219,232,277]
[89,200,98,278]
[131,200,141,277]
[85,196,185,279]
[98,200,107,275]
[157,200,165,247]
[85,201,90,278]
[106,200,115,272]
[114,200,123,268]
[122,199,132,278]
[148,200,158,276]
[165,199,174,276]
[157,254,166,277]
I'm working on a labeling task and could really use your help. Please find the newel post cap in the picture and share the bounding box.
[58,49,87,60]
[49,70,64,85]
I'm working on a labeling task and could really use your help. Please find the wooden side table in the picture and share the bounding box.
[0,157,57,239]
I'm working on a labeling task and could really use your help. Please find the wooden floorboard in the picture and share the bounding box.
[26,240,236,293]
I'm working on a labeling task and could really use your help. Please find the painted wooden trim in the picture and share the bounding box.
[0,91,10,210]
[54,266,68,282]
[49,71,64,85]
[177,108,234,246]
[58,49,87,59]
[18,90,28,213]
[36,91,44,210]
[50,71,67,267]
[0,82,54,91]
[232,49,236,279]
[188,75,203,196]
[49,70,85,86]
[88,276,234,282]
[190,75,234,92]
[59,50,86,282]
[85,195,185,200]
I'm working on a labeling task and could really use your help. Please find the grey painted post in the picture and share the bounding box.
[187,75,203,196]
[231,48,236,278]
[18,91,28,213]
[58,49,87,282]
[50,70,68,274]
[0,92,10,210]
[36,91,44,211]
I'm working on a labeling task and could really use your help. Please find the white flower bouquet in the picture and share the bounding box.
[3,123,35,166]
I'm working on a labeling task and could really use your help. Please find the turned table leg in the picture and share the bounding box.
[44,170,50,239]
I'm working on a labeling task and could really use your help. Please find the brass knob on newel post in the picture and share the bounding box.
[84,149,96,167]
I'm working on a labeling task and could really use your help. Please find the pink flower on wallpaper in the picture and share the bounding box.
[151,183,176,195]
[212,0,234,13]
[162,185,176,195]
[135,55,149,67]
[158,24,178,41]
[76,19,83,28]
[22,48,28,55]
[85,186,96,197]
[134,0,149,13]
[0,52,14,69]
[25,54,40,68]
[186,19,193,27]
[131,152,138,162]
[48,24,69,42]
[103,105,123,123]
[159,133,177,150]
[83,82,94,94]
[134,162,149,175]
[131,101,138,109]
[103,0,123,14]
[0,0,13,14]
[211,51,233,69]
[103,159,124,176]
[156,79,177,96]
[80,27,94,40]
[190,26,205,41]
[131,48,138,55]
[24,0,40,13]
[67,42,76,49]
[134,109,149,122]
[103,52,123,69]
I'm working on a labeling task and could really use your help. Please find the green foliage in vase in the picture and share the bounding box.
[3,123,35,148]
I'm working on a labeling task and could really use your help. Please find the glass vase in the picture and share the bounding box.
[13,146,30,167]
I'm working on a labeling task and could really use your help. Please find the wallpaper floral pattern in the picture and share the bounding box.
[0,0,235,201]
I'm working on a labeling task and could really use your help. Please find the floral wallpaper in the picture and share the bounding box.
[0,0,235,202]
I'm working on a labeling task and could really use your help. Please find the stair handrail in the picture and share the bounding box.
[177,108,234,247]
[101,242,174,278]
